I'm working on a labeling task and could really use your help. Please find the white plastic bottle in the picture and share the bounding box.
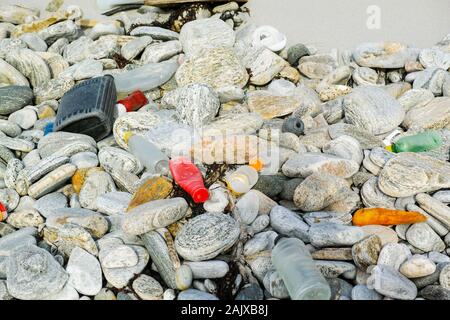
[224,165,259,194]
[126,133,170,176]
[271,237,331,300]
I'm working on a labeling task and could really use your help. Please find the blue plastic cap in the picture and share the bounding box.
[44,122,54,136]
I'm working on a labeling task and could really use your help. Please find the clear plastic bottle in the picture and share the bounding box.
[271,237,331,300]
[224,165,259,194]
[126,133,170,176]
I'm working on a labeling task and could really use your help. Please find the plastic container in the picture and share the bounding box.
[126,133,170,176]
[0,202,7,221]
[116,90,148,116]
[387,131,443,153]
[224,166,259,194]
[271,237,331,300]
[113,60,178,95]
[169,157,209,204]
[55,75,116,141]
[43,122,54,136]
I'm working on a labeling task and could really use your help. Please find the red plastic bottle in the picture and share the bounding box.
[116,90,148,115]
[169,157,209,203]
[0,202,7,221]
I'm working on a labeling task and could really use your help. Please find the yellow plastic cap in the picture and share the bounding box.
[123,131,133,144]
[385,145,393,152]
[249,159,264,172]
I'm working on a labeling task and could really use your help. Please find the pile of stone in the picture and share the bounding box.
[0,1,450,300]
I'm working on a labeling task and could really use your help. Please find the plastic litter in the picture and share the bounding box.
[272,237,331,300]
[169,157,209,204]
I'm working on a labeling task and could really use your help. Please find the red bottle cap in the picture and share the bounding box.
[117,90,148,113]
[169,157,210,204]
[0,202,7,221]
[192,187,210,204]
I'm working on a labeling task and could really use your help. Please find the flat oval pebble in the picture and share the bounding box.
[282,152,359,179]
[70,152,99,169]
[177,289,218,300]
[122,198,188,236]
[0,86,33,115]
[367,265,417,300]
[132,274,163,300]
[98,146,143,174]
[99,245,138,269]
[7,108,37,130]
[79,171,116,210]
[308,222,365,248]
[377,243,412,269]
[400,255,436,278]
[97,191,131,216]
[175,213,240,262]
[6,244,68,300]
[33,192,67,218]
[66,247,102,296]
[269,205,309,242]
[6,209,44,228]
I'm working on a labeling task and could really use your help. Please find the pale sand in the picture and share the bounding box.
[3,0,450,51]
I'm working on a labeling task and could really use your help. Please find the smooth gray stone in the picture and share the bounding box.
[0,120,21,137]
[177,289,219,300]
[328,123,383,149]
[420,285,450,300]
[0,227,37,257]
[70,152,98,169]
[309,223,365,248]
[279,178,303,201]
[122,198,188,236]
[130,26,179,40]
[406,223,446,253]
[351,284,383,300]
[367,265,417,300]
[33,192,67,218]
[175,213,240,262]
[378,243,412,270]
[96,192,131,216]
[269,205,309,242]
[66,247,102,296]
[37,132,97,159]
[303,211,353,226]
[328,278,353,300]
[19,33,48,52]
[7,244,68,300]
[416,193,450,230]
[253,175,285,198]
[282,152,359,179]
[141,231,177,289]
[46,208,109,239]
[235,283,264,300]
[184,261,229,279]
[413,262,449,289]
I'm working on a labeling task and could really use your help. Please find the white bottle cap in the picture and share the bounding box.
[116,103,127,118]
